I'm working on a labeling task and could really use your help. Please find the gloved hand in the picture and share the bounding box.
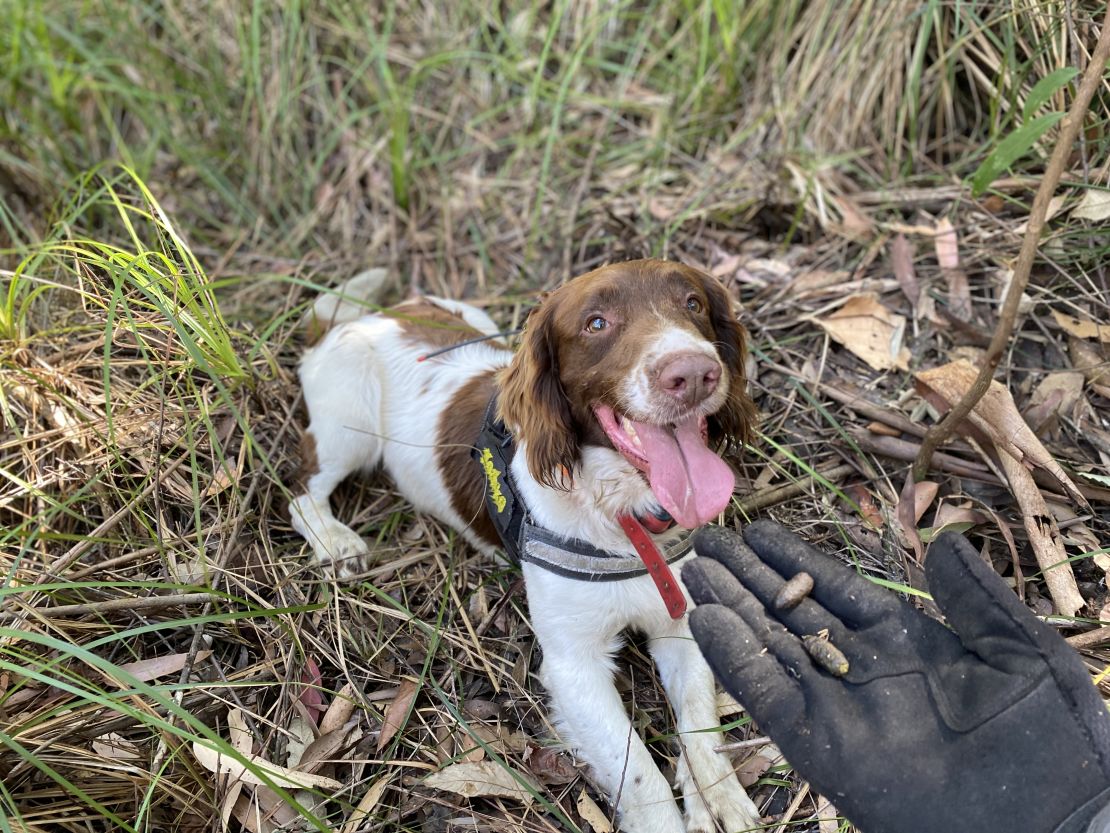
[683,520,1110,833]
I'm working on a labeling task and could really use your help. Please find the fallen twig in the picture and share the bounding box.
[1066,626,1110,651]
[851,432,990,481]
[714,735,771,754]
[1,592,221,621]
[736,464,856,514]
[913,7,1110,481]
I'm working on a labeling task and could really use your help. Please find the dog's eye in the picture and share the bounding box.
[585,316,608,333]
[686,295,703,314]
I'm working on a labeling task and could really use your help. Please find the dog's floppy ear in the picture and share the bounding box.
[497,297,578,489]
[701,273,757,447]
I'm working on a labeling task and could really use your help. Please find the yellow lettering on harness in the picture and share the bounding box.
[479,448,507,514]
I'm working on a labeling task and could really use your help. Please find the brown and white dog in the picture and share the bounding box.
[290,259,760,832]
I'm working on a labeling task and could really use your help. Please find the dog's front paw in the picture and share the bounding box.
[683,782,761,833]
[312,527,371,580]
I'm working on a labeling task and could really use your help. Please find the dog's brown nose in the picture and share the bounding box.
[655,352,720,407]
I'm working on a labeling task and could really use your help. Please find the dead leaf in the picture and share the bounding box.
[934,218,960,269]
[92,732,141,760]
[221,709,254,830]
[297,657,326,726]
[1027,372,1084,427]
[1054,310,1110,344]
[1069,337,1110,385]
[815,294,910,371]
[298,719,358,773]
[577,789,614,832]
[735,751,775,788]
[423,761,539,804]
[934,218,971,319]
[378,678,419,752]
[319,682,358,736]
[117,650,212,683]
[914,360,1086,506]
[231,793,277,833]
[932,502,985,532]
[912,481,940,525]
[832,196,874,240]
[848,484,883,529]
[1072,189,1110,222]
[896,476,924,563]
[341,771,394,833]
[452,728,487,763]
[192,741,343,791]
[525,744,579,785]
[890,234,919,311]
[791,269,852,296]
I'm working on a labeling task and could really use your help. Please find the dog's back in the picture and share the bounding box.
[292,286,509,572]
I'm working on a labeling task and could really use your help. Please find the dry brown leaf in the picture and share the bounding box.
[890,234,919,311]
[231,793,276,833]
[91,732,141,760]
[117,650,212,683]
[914,360,1086,506]
[1069,337,1110,386]
[577,789,614,833]
[341,771,394,833]
[832,196,875,240]
[377,678,419,752]
[912,481,939,525]
[931,503,986,536]
[896,476,924,562]
[319,682,358,736]
[423,761,539,804]
[1027,372,1084,427]
[815,294,910,371]
[191,741,343,791]
[1054,310,1110,343]
[525,744,578,785]
[735,751,775,788]
[453,727,487,763]
[299,719,357,774]
[934,218,971,319]
[934,218,959,269]
[221,709,254,831]
[791,269,852,296]
[1071,189,1110,222]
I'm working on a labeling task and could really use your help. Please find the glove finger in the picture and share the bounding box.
[684,557,814,674]
[688,603,806,731]
[928,532,1110,714]
[692,525,849,640]
[743,520,902,627]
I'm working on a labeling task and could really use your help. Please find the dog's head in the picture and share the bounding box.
[498,259,756,528]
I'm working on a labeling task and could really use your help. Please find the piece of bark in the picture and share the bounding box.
[997,452,1084,617]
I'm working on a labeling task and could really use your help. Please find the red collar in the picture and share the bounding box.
[617,514,688,619]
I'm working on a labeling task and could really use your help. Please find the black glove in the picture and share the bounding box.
[683,520,1110,833]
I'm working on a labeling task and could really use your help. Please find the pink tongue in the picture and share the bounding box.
[633,415,735,528]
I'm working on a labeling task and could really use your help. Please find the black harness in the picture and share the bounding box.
[471,395,692,581]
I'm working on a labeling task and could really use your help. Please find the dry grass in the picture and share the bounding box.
[2,2,1110,832]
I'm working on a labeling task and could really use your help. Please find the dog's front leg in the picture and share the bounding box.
[524,568,685,833]
[648,617,761,833]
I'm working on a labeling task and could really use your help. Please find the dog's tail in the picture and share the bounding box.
[303,268,390,342]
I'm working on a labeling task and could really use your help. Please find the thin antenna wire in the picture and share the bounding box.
[416,328,523,362]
